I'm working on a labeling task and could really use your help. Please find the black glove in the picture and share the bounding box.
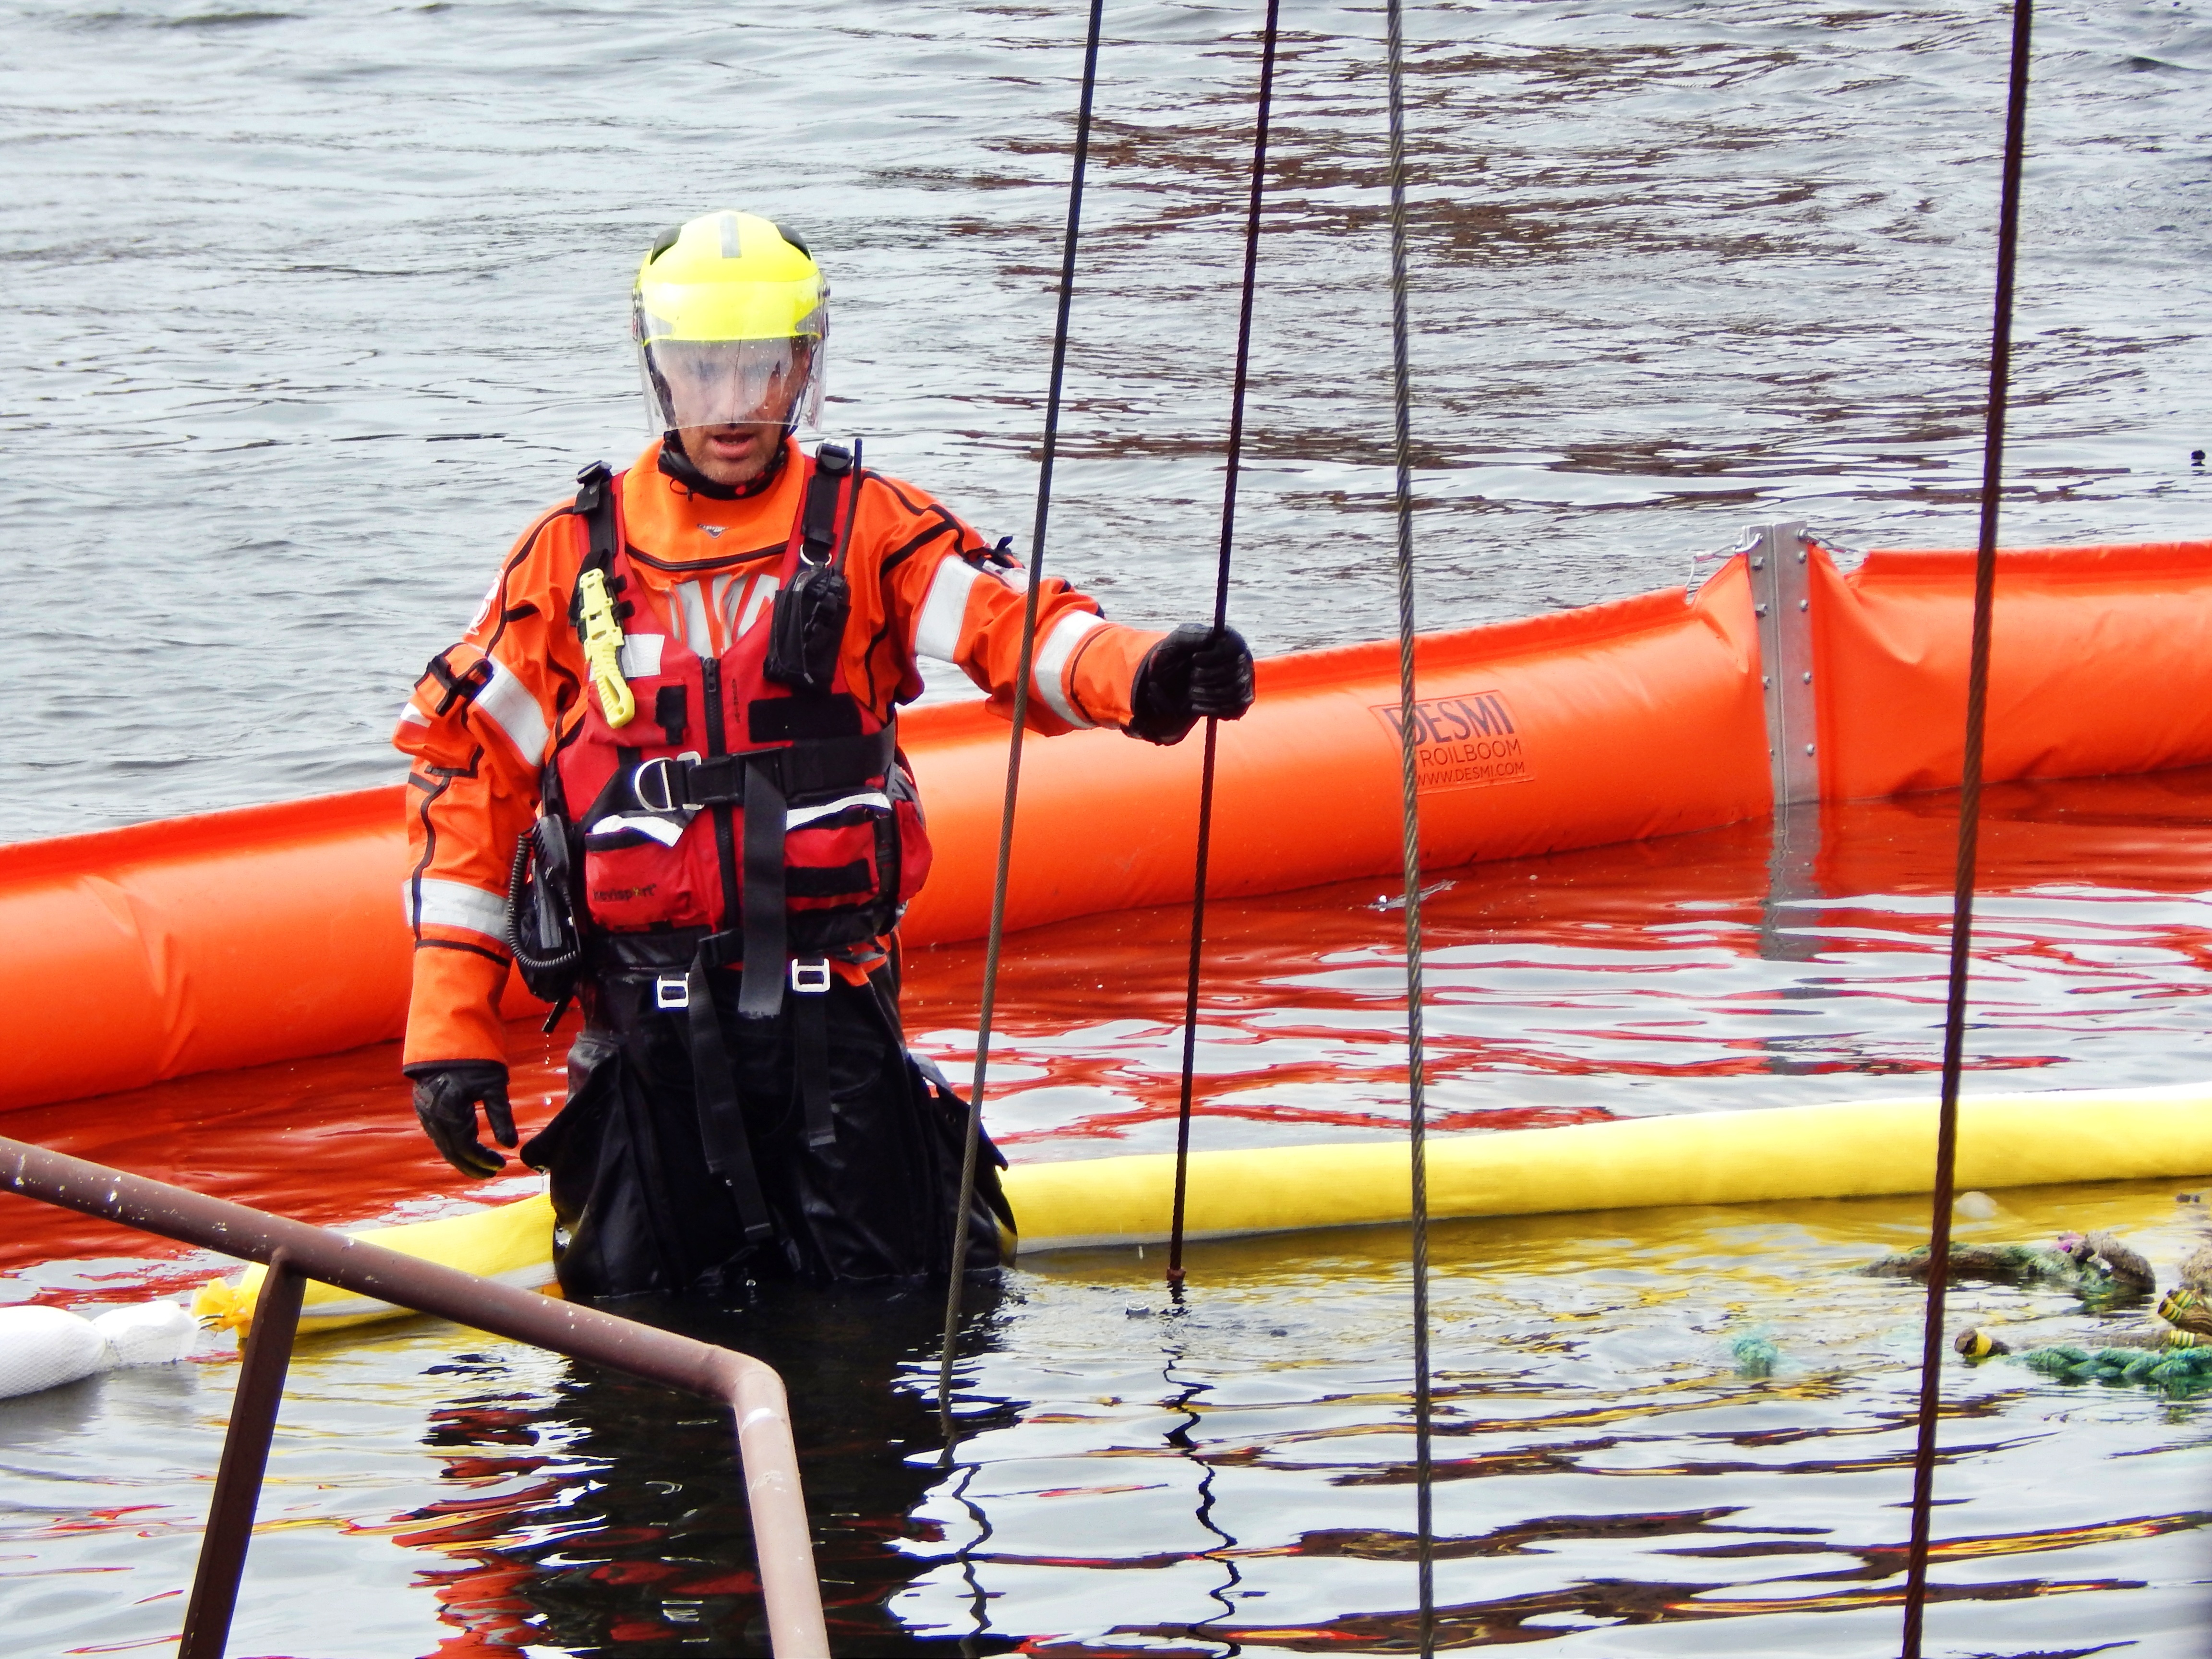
[1125,623,1256,745]
[405,1060,517,1178]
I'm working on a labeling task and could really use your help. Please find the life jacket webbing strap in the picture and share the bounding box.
[793,981,834,1149]
[568,461,624,654]
[684,938,775,1244]
[771,722,893,797]
[738,759,789,1019]
[802,442,854,565]
[627,724,893,813]
[574,461,619,579]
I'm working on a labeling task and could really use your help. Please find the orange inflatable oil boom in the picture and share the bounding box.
[3,530,2208,1114]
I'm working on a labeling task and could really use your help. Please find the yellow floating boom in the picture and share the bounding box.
[193,1086,2212,1330]
[1001,1085,2212,1252]
[195,1193,556,1334]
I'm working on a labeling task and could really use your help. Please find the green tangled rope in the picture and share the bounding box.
[2017,1342,2212,1391]
[1730,1333,1780,1378]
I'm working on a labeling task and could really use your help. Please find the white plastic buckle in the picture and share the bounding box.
[654,974,691,1010]
[790,958,831,994]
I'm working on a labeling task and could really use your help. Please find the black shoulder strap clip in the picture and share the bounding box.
[799,440,860,566]
[569,462,625,637]
[573,462,620,574]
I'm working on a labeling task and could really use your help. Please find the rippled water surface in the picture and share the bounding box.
[3,0,2212,1654]
[2,0,2210,835]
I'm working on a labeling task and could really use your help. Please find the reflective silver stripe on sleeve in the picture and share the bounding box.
[1032,612,1104,728]
[404,877,509,943]
[470,658,550,764]
[913,558,979,662]
[396,704,430,728]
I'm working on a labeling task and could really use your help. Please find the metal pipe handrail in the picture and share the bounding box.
[182,1246,306,1652]
[0,1135,830,1659]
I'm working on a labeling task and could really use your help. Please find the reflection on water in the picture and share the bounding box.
[394,1286,1017,1655]
[4,774,2212,1653]
[902,769,2212,1157]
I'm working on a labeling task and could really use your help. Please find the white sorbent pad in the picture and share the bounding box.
[0,1300,199,1401]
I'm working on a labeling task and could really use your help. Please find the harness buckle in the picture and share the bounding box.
[789,958,832,994]
[633,755,684,814]
[654,974,691,1011]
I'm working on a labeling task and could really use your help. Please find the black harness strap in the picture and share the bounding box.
[568,459,629,637]
[801,441,853,563]
[792,970,834,1149]
[573,461,619,580]
[742,443,869,1138]
[776,725,891,796]
[630,726,894,813]
[732,754,834,1147]
[738,759,790,1019]
[684,938,775,1244]
[765,444,862,696]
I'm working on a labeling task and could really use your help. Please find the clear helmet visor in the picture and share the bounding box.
[637,336,826,435]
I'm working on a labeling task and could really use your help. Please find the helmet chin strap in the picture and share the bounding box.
[660,430,790,501]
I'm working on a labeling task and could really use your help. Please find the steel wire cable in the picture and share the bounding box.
[1166,0,1283,1286]
[937,0,1108,1455]
[1899,3,2033,1652]
[1383,0,1436,1648]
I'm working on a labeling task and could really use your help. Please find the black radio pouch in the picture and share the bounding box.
[507,811,582,1009]
[764,441,858,696]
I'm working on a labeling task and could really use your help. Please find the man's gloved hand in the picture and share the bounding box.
[404,1060,517,1178]
[1126,623,1256,745]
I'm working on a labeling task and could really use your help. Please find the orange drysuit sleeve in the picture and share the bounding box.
[842,469,1162,732]
[394,504,589,1068]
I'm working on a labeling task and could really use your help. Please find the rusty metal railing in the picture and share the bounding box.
[0,1136,830,1659]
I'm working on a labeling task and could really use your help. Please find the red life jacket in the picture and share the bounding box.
[550,448,932,1012]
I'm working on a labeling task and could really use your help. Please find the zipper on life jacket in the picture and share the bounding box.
[700,656,744,932]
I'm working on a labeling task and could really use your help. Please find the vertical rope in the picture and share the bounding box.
[1899,2,2032,1652]
[1166,0,1282,1286]
[938,0,1108,1454]
[1383,0,1434,1650]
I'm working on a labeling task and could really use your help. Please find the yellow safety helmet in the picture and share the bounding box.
[632,211,828,435]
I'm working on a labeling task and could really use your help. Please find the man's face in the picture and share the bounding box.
[655,338,814,487]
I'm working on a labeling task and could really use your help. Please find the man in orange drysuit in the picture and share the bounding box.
[395,211,1253,1298]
